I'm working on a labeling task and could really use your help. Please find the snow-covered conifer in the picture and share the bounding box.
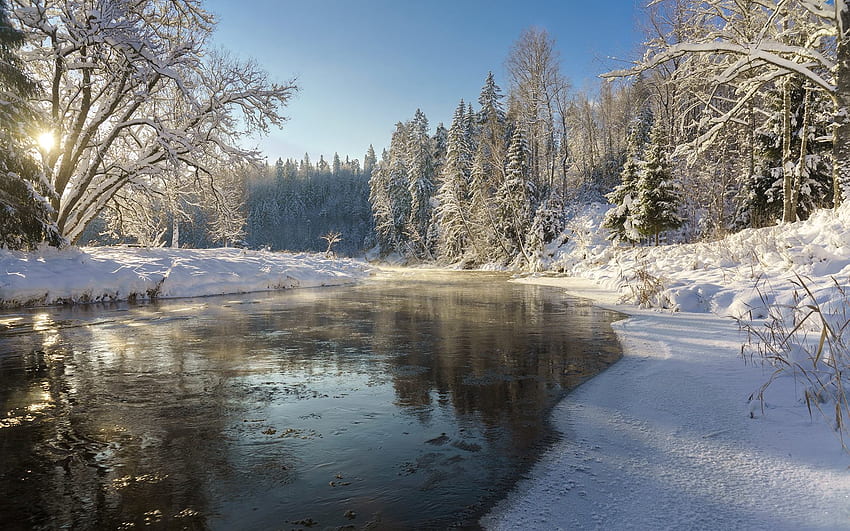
[405,109,436,257]
[633,117,682,245]
[0,0,61,249]
[603,109,651,245]
[496,126,535,261]
[435,101,476,262]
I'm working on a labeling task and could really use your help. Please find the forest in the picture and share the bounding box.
[0,1,845,266]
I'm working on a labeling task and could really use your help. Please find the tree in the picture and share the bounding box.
[435,101,475,262]
[506,27,568,190]
[736,77,833,228]
[633,116,682,244]
[363,145,377,179]
[12,0,297,243]
[496,126,534,262]
[405,109,435,257]
[607,0,850,211]
[0,0,61,249]
[603,109,652,244]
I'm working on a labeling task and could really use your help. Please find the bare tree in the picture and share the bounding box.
[506,27,568,191]
[320,231,342,258]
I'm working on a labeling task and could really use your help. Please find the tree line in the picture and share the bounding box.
[368,1,845,266]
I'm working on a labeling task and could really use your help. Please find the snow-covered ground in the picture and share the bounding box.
[0,246,370,308]
[483,205,850,529]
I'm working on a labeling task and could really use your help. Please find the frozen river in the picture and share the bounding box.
[0,270,622,529]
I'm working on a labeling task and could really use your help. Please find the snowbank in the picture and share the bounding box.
[483,204,850,528]
[0,246,371,308]
[483,279,850,529]
[543,202,850,319]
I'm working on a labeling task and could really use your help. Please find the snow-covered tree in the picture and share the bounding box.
[736,77,833,228]
[11,0,297,243]
[603,109,652,244]
[363,144,377,178]
[435,101,475,262]
[633,116,682,245]
[607,0,850,209]
[0,0,61,249]
[405,109,435,257]
[496,126,534,262]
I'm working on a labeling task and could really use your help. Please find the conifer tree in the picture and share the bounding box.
[0,0,62,249]
[603,109,651,245]
[470,72,508,263]
[332,152,341,176]
[405,109,435,257]
[633,117,682,245]
[735,79,832,228]
[363,145,377,178]
[435,101,475,262]
[496,126,534,261]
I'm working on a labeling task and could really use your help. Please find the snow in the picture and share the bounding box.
[0,246,370,308]
[482,204,850,529]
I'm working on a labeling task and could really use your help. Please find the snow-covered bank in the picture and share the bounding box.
[483,277,850,530]
[544,202,850,319]
[0,246,371,308]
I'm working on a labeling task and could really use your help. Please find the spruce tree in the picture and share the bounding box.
[363,144,377,178]
[405,109,435,257]
[633,117,682,245]
[0,0,62,249]
[435,101,474,262]
[603,109,651,245]
[496,126,534,261]
[735,78,832,229]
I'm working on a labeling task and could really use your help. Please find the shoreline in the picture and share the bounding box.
[482,276,850,530]
[0,246,371,309]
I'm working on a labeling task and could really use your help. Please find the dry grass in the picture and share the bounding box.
[739,274,850,451]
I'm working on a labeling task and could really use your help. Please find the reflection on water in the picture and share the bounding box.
[0,270,622,529]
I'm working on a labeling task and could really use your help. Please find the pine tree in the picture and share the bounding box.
[0,0,62,249]
[633,117,682,245]
[603,109,651,245]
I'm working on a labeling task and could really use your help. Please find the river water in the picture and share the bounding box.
[0,270,622,529]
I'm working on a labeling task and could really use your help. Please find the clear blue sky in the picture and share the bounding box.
[203,0,643,164]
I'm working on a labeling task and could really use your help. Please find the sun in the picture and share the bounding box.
[37,131,55,152]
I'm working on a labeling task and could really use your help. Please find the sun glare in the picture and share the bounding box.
[37,132,55,152]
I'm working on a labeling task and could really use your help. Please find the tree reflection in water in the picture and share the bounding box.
[0,271,622,529]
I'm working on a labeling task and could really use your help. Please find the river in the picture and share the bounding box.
[0,270,622,529]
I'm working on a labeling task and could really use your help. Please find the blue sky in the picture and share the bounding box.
[203,0,643,164]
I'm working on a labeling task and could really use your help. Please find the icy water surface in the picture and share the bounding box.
[0,270,622,529]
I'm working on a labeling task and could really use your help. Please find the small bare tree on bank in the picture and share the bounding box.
[320,231,343,258]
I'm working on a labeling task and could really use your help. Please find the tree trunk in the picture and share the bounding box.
[782,77,795,222]
[792,87,811,217]
[834,3,850,207]
[171,214,180,248]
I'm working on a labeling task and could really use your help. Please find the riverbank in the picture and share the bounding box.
[0,246,370,308]
[482,275,850,529]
